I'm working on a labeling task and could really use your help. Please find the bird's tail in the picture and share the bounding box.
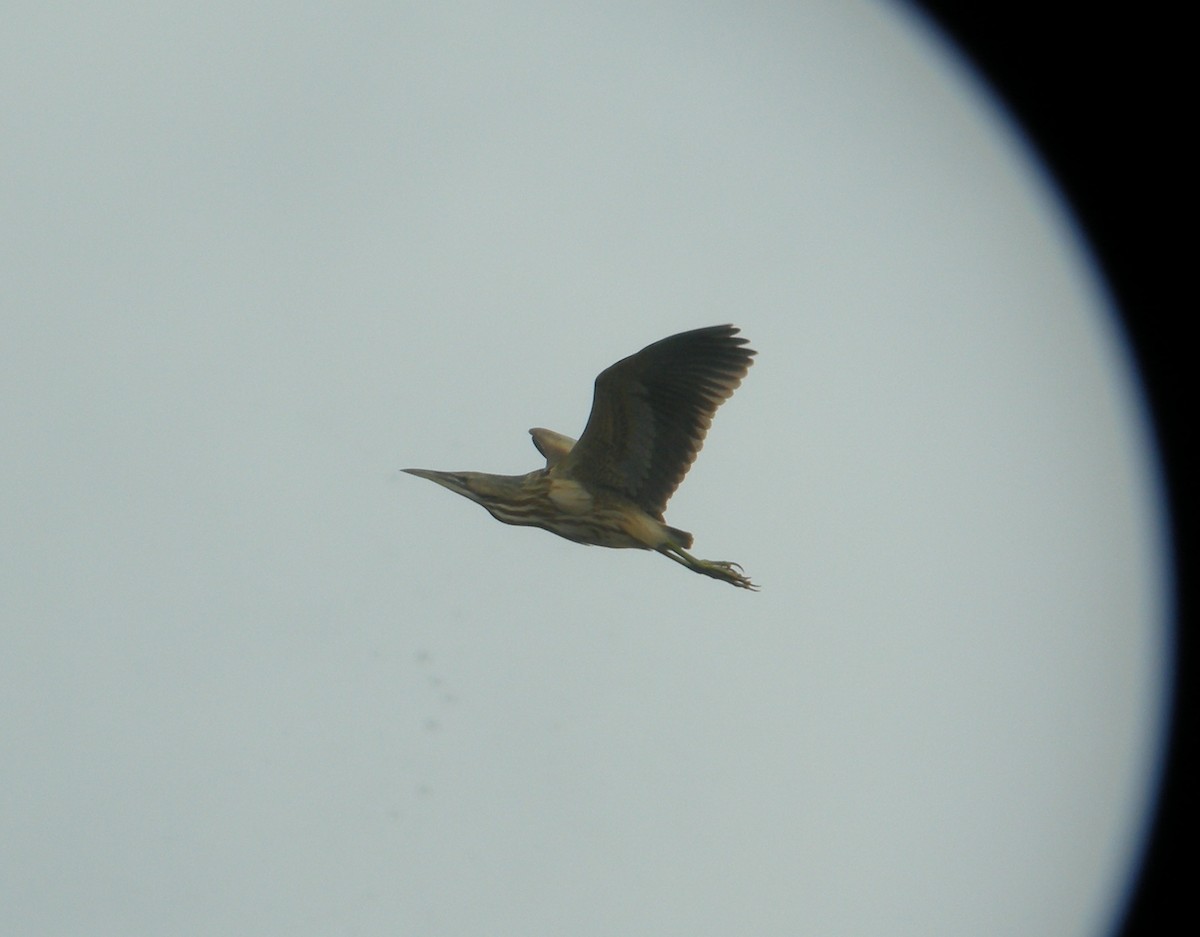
[665,525,694,550]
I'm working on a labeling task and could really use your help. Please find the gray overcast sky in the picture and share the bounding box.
[1,2,1169,935]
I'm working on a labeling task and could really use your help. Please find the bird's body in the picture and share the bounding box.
[404,325,757,589]
[408,464,692,551]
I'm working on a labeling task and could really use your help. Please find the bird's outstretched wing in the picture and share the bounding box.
[558,325,755,517]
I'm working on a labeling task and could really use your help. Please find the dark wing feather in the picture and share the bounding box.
[558,325,755,517]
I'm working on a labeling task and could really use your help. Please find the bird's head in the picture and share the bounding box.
[402,468,527,508]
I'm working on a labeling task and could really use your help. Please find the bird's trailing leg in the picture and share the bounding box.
[658,544,758,590]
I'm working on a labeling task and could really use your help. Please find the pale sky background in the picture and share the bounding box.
[1,2,1170,936]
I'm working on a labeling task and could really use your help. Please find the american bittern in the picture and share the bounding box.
[404,325,757,589]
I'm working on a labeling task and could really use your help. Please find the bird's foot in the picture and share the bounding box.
[696,559,759,591]
[661,545,758,590]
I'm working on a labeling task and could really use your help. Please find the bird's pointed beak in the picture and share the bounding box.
[402,468,473,498]
[403,467,453,484]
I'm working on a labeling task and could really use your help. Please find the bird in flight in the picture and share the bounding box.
[404,325,757,589]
